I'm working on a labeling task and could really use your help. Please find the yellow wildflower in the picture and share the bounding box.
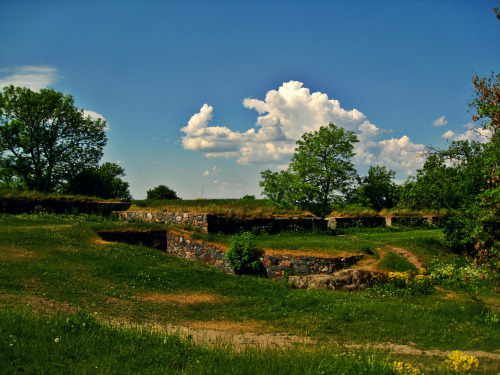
[445,351,479,373]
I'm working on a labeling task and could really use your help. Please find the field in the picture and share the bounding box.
[1,212,499,374]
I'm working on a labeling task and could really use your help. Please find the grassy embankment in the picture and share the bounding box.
[1,212,499,373]
[131,198,448,219]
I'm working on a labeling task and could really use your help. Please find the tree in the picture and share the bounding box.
[260,123,358,216]
[146,184,179,200]
[66,162,132,201]
[0,86,107,192]
[468,72,500,283]
[355,166,397,210]
[398,141,486,212]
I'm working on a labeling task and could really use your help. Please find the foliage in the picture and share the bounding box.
[428,260,489,289]
[442,208,477,254]
[226,232,265,275]
[260,123,358,216]
[241,194,256,200]
[65,162,132,201]
[354,166,398,210]
[398,146,485,211]
[367,271,433,298]
[146,184,179,200]
[445,351,479,373]
[460,71,500,288]
[0,85,107,192]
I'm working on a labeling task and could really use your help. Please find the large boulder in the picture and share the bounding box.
[288,269,381,291]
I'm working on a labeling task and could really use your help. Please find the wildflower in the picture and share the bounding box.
[393,361,422,374]
[54,337,60,343]
[445,351,479,373]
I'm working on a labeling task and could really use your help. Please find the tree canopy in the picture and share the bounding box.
[260,123,358,216]
[354,166,397,211]
[65,162,132,201]
[146,185,179,200]
[0,86,107,192]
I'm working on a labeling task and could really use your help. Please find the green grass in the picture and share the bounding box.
[129,198,315,219]
[378,252,419,272]
[0,188,120,203]
[0,308,402,375]
[205,228,451,265]
[1,213,499,373]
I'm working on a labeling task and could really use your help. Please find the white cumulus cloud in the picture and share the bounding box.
[442,123,491,142]
[0,66,59,91]
[181,81,427,177]
[432,116,448,127]
[83,110,109,130]
[203,166,220,176]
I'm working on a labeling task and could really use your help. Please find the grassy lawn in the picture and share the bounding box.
[1,213,499,373]
[207,227,451,269]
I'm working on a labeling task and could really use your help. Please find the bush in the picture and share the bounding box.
[226,232,265,276]
[146,185,179,200]
[442,209,476,254]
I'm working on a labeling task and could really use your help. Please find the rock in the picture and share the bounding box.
[288,269,378,291]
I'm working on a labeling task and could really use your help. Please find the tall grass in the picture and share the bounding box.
[0,307,401,375]
[0,188,120,203]
[130,199,315,219]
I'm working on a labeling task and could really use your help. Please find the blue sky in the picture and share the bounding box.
[1,0,499,199]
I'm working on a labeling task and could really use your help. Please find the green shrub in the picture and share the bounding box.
[442,210,477,254]
[226,232,265,276]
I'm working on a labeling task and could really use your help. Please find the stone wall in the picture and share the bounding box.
[166,232,363,277]
[116,211,444,235]
[95,228,364,278]
[117,211,209,232]
[116,211,326,234]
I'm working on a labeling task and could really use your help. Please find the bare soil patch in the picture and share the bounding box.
[347,342,500,361]
[91,237,115,246]
[135,292,226,305]
[0,246,42,261]
[0,291,80,314]
[387,246,423,269]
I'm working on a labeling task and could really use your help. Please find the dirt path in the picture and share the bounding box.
[107,317,500,361]
[386,246,424,269]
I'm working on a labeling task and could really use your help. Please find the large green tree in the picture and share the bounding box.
[0,86,107,192]
[355,166,398,211]
[146,185,179,200]
[398,142,486,213]
[66,162,132,201]
[469,72,500,281]
[260,123,358,216]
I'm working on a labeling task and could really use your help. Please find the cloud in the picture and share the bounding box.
[0,66,59,91]
[203,166,220,176]
[83,110,109,130]
[432,116,448,127]
[442,123,491,142]
[181,81,427,177]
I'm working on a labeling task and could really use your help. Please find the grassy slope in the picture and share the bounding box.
[0,214,499,373]
[129,199,315,219]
